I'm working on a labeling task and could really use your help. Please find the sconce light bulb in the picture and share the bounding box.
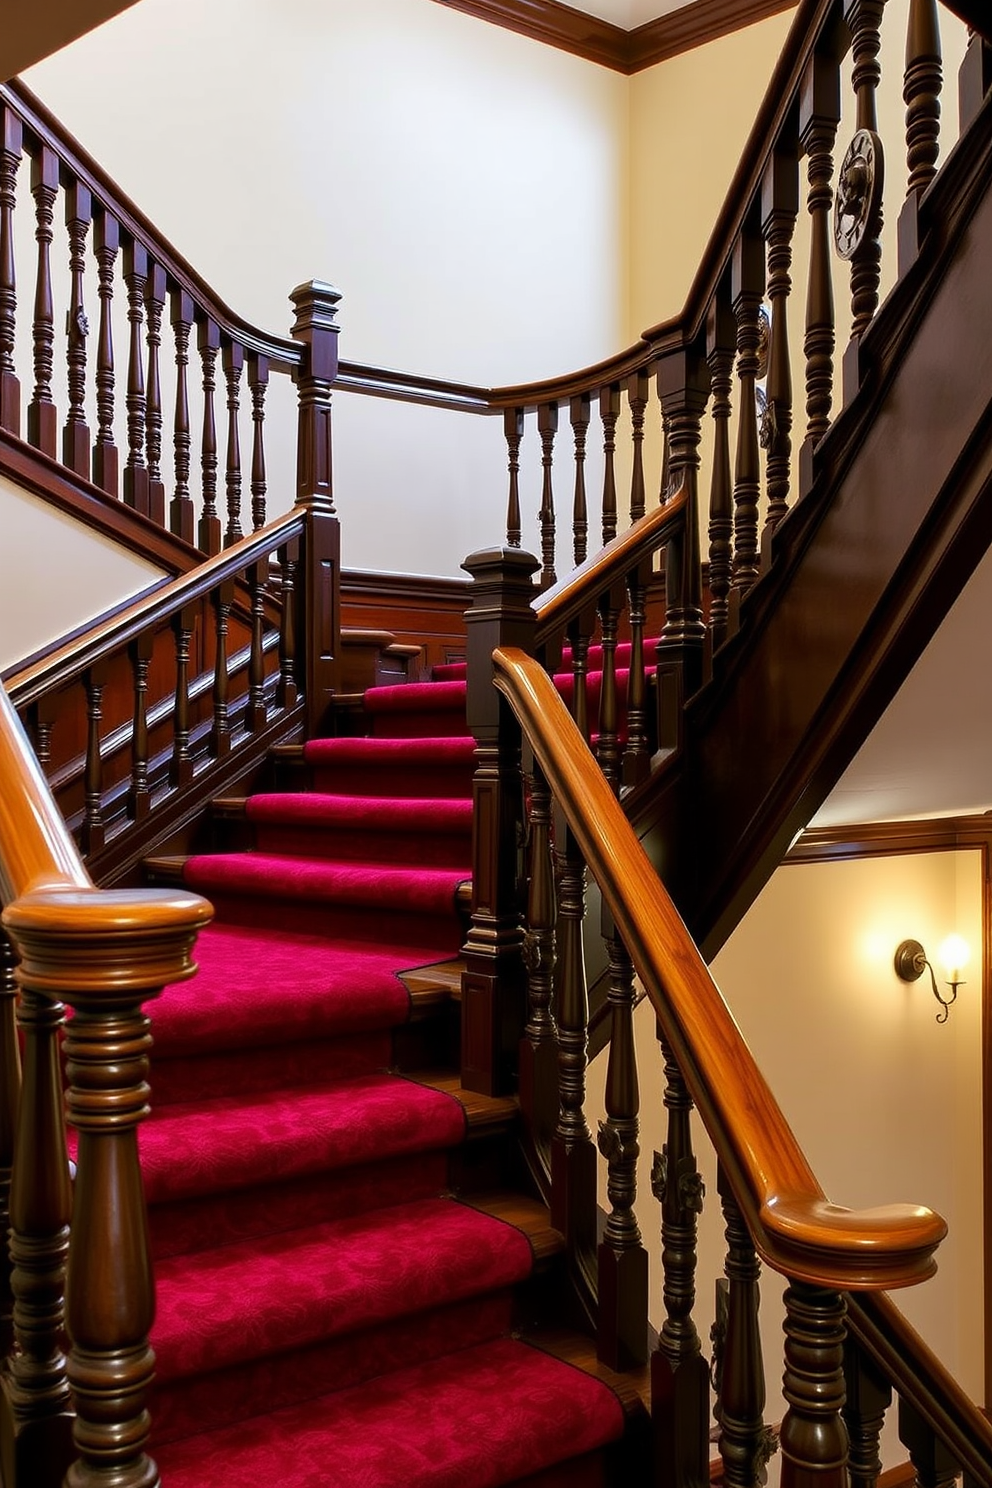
[938,934,969,984]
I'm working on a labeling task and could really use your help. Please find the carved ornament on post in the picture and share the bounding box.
[834,129,884,261]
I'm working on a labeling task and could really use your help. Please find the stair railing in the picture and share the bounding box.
[490,642,992,1488]
[0,678,211,1488]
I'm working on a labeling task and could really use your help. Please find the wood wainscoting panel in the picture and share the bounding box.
[341,569,472,681]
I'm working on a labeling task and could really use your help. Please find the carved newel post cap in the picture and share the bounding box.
[289,280,343,338]
[462,546,540,586]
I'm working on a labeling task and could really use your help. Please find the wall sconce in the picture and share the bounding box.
[894,935,968,1024]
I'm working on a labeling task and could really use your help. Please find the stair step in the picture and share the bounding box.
[398,956,464,1006]
[209,791,473,868]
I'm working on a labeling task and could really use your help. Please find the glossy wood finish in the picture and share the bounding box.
[904,0,943,196]
[843,1336,892,1488]
[779,1285,848,1488]
[717,1168,775,1488]
[122,241,149,518]
[62,183,92,479]
[0,105,21,436]
[91,211,119,498]
[519,760,558,1165]
[27,146,58,461]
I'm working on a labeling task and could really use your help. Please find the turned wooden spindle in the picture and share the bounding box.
[91,211,120,497]
[567,618,592,745]
[519,757,558,1161]
[800,53,841,470]
[170,603,196,788]
[223,341,244,547]
[248,353,269,530]
[62,181,92,479]
[144,263,166,529]
[899,1397,959,1488]
[706,294,736,644]
[0,106,21,436]
[27,699,56,774]
[277,542,299,709]
[81,665,109,856]
[2,984,74,1487]
[596,933,647,1371]
[715,1167,776,1488]
[538,402,558,589]
[731,230,765,594]
[595,585,622,791]
[779,1284,850,1488]
[27,146,58,460]
[0,933,20,1361]
[570,393,590,567]
[211,580,235,757]
[657,347,709,704]
[842,1336,891,1488]
[905,0,942,197]
[247,561,268,731]
[843,0,887,339]
[652,1040,709,1488]
[627,371,649,524]
[504,408,524,547]
[169,289,195,545]
[761,146,799,539]
[621,559,650,787]
[600,384,620,544]
[122,241,149,517]
[198,318,221,555]
[128,633,153,823]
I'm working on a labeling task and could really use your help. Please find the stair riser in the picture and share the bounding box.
[191,892,467,952]
[153,1032,394,1106]
[247,823,471,869]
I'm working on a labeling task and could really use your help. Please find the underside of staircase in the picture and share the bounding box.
[139,669,648,1487]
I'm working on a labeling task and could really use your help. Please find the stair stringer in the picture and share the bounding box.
[629,94,992,960]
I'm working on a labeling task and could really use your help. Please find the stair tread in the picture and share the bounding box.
[154,1335,627,1488]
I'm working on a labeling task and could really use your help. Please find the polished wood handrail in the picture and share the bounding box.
[846,1291,992,1485]
[9,507,306,708]
[492,646,947,1290]
[534,485,688,639]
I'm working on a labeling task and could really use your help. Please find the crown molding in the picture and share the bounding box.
[787,813,992,864]
[433,0,797,73]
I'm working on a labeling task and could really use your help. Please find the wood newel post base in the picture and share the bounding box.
[1,887,212,1488]
[460,545,539,1097]
[780,1283,850,1488]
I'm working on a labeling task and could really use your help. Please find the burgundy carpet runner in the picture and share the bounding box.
[143,665,627,1486]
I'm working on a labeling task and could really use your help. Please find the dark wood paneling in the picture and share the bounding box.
[341,570,472,679]
[434,0,797,73]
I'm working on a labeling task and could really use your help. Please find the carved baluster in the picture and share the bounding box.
[628,371,649,523]
[91,211,119,497]
[597,933,647,1370]
[211,580,234,757]
[171,603,196,788]
[622,558,650,788]
[2,983,74,1485]
[538,402,558,589]
[128,633,153,823]
[170,289,195,544]
[0,106,22,435]
[62,181,91,478]
[731,231,765,594]
[958,25,992,131]
[570,393,590,566]
[27,698,56,773]
[761,146,799,540]
[707,294,736,645]
[779,1285,849,1488]
[223,341,244,546]
[899,1398,959,1488]
[800,53,841,481]
[81,665,108,856]
[122,241,149,516]
[651,1041,709,1488]
[660,406,672,501]
[248,561,268,731]
[600,384,620,543]
[596,585,622,791]
[715,1167,777,1488]
[905,0,942,199]
[568,616,593,745]
[842,1336,891,1488]
[249,353,269,529]
[144,262,166,528]
[504,407,524,547]
[841,0,886,341]
[198,317,221,554]
[551,817,597,1269]
[519,758,558,1160]
[27,146,58,459]
[277,543,299,709]
[0,934,20,1359]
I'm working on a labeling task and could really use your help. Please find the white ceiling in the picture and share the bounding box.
[567,0,694,23]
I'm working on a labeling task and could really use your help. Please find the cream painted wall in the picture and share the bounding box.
[0,476,164,672]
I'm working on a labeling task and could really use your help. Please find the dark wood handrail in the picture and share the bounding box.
[534,485,688,639]
[9,507,306,708]
[492,645,947,1290]
[846,1291,992,1485]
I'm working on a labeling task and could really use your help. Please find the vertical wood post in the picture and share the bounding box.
[842,1337,891,1488]
[715,1167,776,1488]
[958,28,992,131]
[122,241,149,518]
[799,51,842,495]
[780,1284,849,1488]
[169,290,195,544]
[290,280,342,737]
[0,105,22,437]
[706,293,736,645]
[27,146,58,461]
[91,211,119,499]
[461,544,539,1096]
[144,263,166,530]
[62,181,92,480]
[760,144,799,543]
[731,228,765,596]
[519,756,558,1163]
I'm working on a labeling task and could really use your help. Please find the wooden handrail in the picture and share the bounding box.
[492,646,947,1290]
[534,485,688,639]
[8,507,306,708]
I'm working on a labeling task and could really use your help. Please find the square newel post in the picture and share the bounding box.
[290,280,342,738]
[460,545,540,1097]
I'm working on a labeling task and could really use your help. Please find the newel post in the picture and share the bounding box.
[460,545,539,1096]
[290,280,343,737]
[1,887,212,1488]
